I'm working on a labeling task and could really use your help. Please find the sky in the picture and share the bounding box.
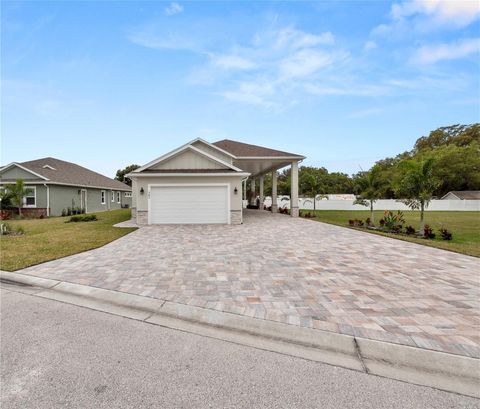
[2,0,479,178]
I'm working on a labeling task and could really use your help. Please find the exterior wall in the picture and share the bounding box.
[0,166,43,182]
[132,175,244,224]
[264,197,480,212]
[151,150,226,170]
[48,185,131,216]
[191,141,233,164]
[441,192,459,200]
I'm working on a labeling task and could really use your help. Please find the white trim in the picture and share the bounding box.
[235,156,305,160]
[134,144,241,174]
[0,181,131,191]
[24,186,37,208]
[101,190,106,205]
[0,162,49,180]
[147,183,231,225]
[129,172,250,178]
[124,192,132,198]
[42,165,56,170]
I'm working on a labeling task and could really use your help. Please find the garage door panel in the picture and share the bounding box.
[149,185,229,224]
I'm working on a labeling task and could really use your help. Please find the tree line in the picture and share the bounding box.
[270,123,479,199]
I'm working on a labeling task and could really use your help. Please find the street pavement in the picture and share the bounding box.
[1,288,479,409]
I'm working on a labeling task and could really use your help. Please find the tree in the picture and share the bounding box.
[115,164,140,186]
[353,165,384,224]
[395,157,440,235]
[4,179,32,217]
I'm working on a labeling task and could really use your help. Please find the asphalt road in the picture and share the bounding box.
[1,287,479,409]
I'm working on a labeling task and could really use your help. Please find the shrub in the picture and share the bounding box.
[439,228,453,241]
[61,209,67,217]
[365,217,372,226]
[66,207,72,216]
[67,214,97,223]
[405,225,416,235]
[380,210,405,232]
[0,222,24,236]
[423,225,435,239]
[348,219,355,226]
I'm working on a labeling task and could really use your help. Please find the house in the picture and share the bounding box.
[0,157,131,217]
[440,191,480,200]
[127,138,305,225]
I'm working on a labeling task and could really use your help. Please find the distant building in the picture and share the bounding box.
[440,191,480,200]
[318,194,356,201]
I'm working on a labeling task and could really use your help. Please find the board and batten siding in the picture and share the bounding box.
[150,150,226,170]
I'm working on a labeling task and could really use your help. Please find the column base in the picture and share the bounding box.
[291,207,299,217]
[271,204,278,213]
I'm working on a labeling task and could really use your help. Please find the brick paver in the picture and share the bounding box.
[18,210,480,358]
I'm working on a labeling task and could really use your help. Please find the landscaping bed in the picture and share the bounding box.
[0,209,135,271]
[300,210,480,257]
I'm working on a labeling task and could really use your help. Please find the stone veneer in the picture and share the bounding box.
[136,210,148,226]
[230,209,242,225]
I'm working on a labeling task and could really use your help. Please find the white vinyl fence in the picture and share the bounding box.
[261,196,480,212]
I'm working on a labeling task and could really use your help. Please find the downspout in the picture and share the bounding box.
[43,183,50,217]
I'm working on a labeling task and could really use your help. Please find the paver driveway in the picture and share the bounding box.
[18,210,479,358]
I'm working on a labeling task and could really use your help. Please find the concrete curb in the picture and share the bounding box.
[1,270,479,398]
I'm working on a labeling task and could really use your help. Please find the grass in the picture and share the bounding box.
[300,210,480,257]
[0,209,136,271]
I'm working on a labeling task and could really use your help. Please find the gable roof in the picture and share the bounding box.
[441,191,480,200]
[132,139,244,174]
[1,157,131,190]
[213,139,305,159]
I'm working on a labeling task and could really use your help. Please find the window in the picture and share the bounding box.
[117,191,120,203]
[124,192,132,198]
[111,191,115,202]
[25,187,36,207]
[101,190,106,204]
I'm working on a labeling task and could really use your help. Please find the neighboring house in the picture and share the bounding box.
[128,138,305,225]
[0,157,131,217]
[440,191,480,200]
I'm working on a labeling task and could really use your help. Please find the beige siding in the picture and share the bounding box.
[191,141,233,164]
[133,176,243,212]
[150,150,227,171]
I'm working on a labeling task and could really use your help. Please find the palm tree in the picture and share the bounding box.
[5,179,31,217]
[395,157,440,236]
[353,165,384,225]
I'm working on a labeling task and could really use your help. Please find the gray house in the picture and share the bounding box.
[440,191,480,200]
[0,157,131,217]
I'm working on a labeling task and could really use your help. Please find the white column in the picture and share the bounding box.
[250,179,255,205]
[271,171,278,213]
[291,161,299,217]
[259,176,264,210]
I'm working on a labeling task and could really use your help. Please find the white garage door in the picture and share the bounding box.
[149,185,229,224]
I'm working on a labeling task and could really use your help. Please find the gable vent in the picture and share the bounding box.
[43,165,56,170]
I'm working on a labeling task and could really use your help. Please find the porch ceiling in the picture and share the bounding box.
[234,158,293,178]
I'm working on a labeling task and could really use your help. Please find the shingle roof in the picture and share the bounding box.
[213,139,304,158]
[14,157,131,190]
[443,191,480,200]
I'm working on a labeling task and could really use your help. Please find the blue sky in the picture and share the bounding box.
[2,1,479,177]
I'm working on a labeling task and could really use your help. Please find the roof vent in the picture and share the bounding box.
[43,165,56,170]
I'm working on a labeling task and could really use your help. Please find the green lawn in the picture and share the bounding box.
[0,209,136,271]
[300,210,480,257]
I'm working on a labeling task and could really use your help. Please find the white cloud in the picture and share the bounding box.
[363,41,377,51]
[165,2,183,16]
[279,49,343,79]
[391,0,480,26]
[411,38,480,64]
[272,27,335,50]
[209,54,256,70]
[219,81,276,107]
